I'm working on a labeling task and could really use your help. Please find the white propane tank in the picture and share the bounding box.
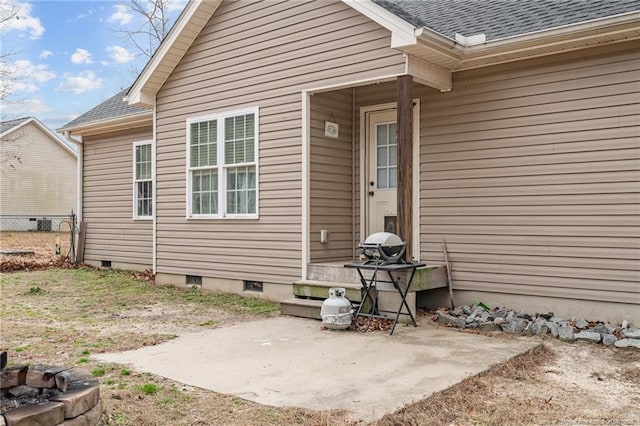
[320,287,353,330]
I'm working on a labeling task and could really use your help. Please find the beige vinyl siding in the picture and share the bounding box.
[309,89,354,262]
[343,43,638,304]
[1,122,76,217]
[419,42,640,304]
[155,0,405,283]
[82,127,153,268]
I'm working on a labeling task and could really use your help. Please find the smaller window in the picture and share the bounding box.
[134,141,153,219]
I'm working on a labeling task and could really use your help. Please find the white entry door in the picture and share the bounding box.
[367,110,397,235]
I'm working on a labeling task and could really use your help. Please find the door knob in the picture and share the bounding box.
[368,191,375,196]
[369,181,375,186]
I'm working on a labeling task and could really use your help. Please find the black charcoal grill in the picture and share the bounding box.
[357,232,407,265]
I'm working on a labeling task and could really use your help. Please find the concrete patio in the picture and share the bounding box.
[95,316,538,422]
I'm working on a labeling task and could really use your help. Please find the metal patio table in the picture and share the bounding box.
[344,262,425,335]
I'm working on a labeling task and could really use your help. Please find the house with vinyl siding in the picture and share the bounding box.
[1,117,77,231]
[59,0,640,324]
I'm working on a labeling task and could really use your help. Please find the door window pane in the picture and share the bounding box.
[375,123,396,189]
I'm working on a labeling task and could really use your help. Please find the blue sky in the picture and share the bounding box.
[1,0,186,131]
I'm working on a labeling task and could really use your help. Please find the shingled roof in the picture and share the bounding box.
[60,88,149,130]
[0,117,31,135]
[373,0,640,40]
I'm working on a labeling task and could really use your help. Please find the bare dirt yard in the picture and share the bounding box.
[0,231,72,271]
[1,232,639,425]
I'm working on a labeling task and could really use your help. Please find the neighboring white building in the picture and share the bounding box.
[1,117,78,231]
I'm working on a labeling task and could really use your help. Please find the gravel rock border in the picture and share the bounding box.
[434,304,639,349]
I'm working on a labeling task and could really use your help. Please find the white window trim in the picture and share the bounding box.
[133,140,154,220]
[186,106,259,219]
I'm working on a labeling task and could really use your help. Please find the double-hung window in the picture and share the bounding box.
[187,107,258,218]
[133,141,153,219]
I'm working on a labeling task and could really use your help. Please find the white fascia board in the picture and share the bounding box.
[342,0,418,47]
[126,0,221,108]
[481,10,640,48]
[57,112,153,137]
[417,10,640,70]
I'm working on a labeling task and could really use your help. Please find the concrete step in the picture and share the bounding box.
[293,280,362,302]
[280,298,323,320]
[307,262,449,291]
[307,263,361,285]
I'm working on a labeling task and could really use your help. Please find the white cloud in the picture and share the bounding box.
[65,8,95,23]
[107,45,136,63]
[0,60,55,96]
[1,98,53,119]
[17,98,53,113]
[107,4,132,25]
[77,8,95,20]
[14,60,55,83]
[166,0,188,12]
[56,71,103,94]
[0,1,45,39]
[0,78,36,95]
[70,48,93,65]
[39,50,53,59]
[101,60,109,66]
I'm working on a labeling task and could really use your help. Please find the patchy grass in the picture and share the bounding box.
[376,345,554,426]
[92,366,106,377]
[183,285,279,315]
[1,268,278,329]
[138,383,159,395]
[375,343,640,426]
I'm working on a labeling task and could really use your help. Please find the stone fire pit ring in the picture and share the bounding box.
[1,358,102,426]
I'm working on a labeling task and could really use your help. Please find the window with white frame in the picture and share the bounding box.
[134,141,153,219]
[187,108,258,218]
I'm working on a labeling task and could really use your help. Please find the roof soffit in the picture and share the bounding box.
[126,0,222,108]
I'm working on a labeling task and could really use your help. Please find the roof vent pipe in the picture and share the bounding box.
[454,33,487,46]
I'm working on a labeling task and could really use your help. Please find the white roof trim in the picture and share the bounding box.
[341,0,418,47]
[347,1,640,71]
[481,10,640,46]
[126,0,222,108]
[454,11,640,70]
[56,111,153,137]
[2,117,77,158]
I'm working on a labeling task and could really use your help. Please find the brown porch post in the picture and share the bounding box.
[397,75,413,260]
